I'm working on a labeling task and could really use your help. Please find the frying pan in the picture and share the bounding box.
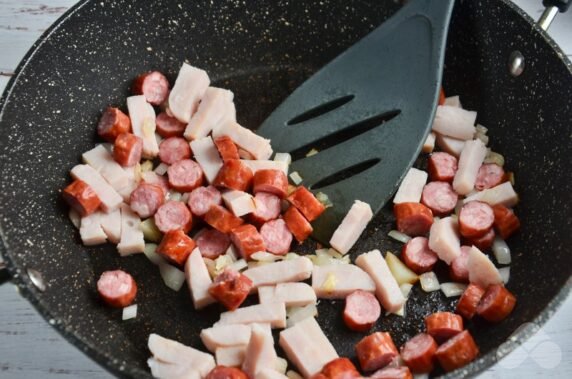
[0,0,570,377]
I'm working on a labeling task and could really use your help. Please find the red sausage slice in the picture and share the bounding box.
[97,107,131,142]
[213,159,254,192]
[131,71,170,106]
[167,159,204,192]
[204,205,244,233]
[229,224,265,260]
[154,200,193,233]
[355,332,399,372]
[476,284,517,322]
[187,186,222,217]
[214,136,240,162]
[283,206,313,243]
[343,290,381,332]
[435,330,479,372]
[456,283,486,319]
[492,204,521,240]
[159,137,191,165]
[260,219,293,255]
[425,312,464,343]
[401,236,438,274]
[249,192,281,225]
[401,333,437,373]
[370,366,413,379]
[253,169,288,199]
[97,270,137,308]
[321,358,361,379]
[421,181,458,216]
[209,268,253,310]
[428,152,458,183]
[195,228,231,259]
[459,201,495,239]
[287,186,326,222]
[206,366,248,379]
[129,182,165,218]
[156,229,196,266]
[463,227,495,251]
[156,112,186,138]
[393,202,434,237]
[114,133,143,167]
[62,179,101,217]
[449,246,471,283]
[475,163,505,191]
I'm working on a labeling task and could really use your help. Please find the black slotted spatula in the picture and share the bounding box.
[257,0,455,244]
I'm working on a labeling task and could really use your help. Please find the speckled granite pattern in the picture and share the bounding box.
[0,0,570,378]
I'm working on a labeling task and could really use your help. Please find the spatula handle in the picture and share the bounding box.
[543,0,570,13]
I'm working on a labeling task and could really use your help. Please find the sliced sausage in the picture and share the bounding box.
[206,366,249,379]
[458,201,494,239]
[475,163,505,191]
[476,284,517,322]
[188,186,222,217]
[463,227,495,251]
[97,107,131,142]
[195,228,231,259]
[214,136,240,162]
[449,246,471,283]
[370,366,412,379]
[393,202,434,237]
[259,219,292,255]
[421,181,458,216]
[229,224,265,260]
[249,192,281,225]
[492,204,521,240]
[159,137,191,165]
[435,330,479,372]
[142,171,169,194]
[213,159,253,192]
[287,186,326,222]
[97,270,137,308]
[62,179,101,216]
[154,200,193,233]
[400,333,437,373]
[155,112,186,138]
[167,159,204,192]
[424,312,464,343]
[156,229,196,266]
[401,236,438,274]
[205,205,244,233]
[355,332,399,372]
[114,133,143,167]
[283,206,313,243]
[129,182,165,218]
[321,358,361,379]
[428,152,458,183]
[131,71,170,106]
[208,268,253,310]
[343,290,381,332]
[253,169,288,199]
[438,87,446,105]
[456,283,486,319]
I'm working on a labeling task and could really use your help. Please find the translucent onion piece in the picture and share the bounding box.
[289,171,303,185]
[122,304,138,320]
[419,272,440,292]
[143,243,165,265]
[159,262,186,291]
[484,150,505,166]
[388,230,411,244]
[400,283,414,299]
[440,282,468,297]
[286,304,317,327]
[154,163,169,176]
[499,266,510,284]
[68,209,81,229]
[492,236,511,265]
[274,152,292,165]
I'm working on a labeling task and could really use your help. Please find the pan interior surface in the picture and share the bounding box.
[0,0,570,378]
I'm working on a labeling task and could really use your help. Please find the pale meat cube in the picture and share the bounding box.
[79,212,107,246]
[117,204,145,256]
[273,153,292,165]
[82,145,131,199]
[217,302,286,329]
[453,139,487,195]
[422,132,436,153]
[127,95,159,158]
[258,283,317,307]
[147,358,200,379]
[393,168,428,204]
[432,105,477,140]
[70,164,123,212]
[278,317,338,378]
[190,136,224,183]
[311,264,376,299]
[184,87,234,140]
[329,200,373,255]
[221,190,256,217]
[168,63,210,123]
[212,120,273,160]
[428,216,461,265]
[148,334,216,378]
[444,95,462,108]
[118,164,140,200]
[185,248,215,309]
[243,257,313,289]
[435,134,465,157]
[463,181,519,208]
[216,345,247,367]
[242,324,278,378]
[468,246,503,288]
[99,208,121,244]
[241,160,288,175]
[355,250,405,313]
[257,369,289,379]
[200,324,252,352]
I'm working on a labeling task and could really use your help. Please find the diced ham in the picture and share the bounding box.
[392,168,428,204]
[185,248,215,309]
[200,324,252,353]
[432,105,477,140]
[467,246,503,288]
[190,136,224,183]
[279,317,339,378]
[217,302,286,329]
[184,87,234,140]
[311,264,376,299]
[216,346,247,368]
[243,257,313,289]
[82,145,133,199]
[70,164,123,212]
[79,212,107,246]
[168,63,210,123]
[428,217,461,265]
[355,250,405,313]
[117,204,145,256]
[422,132,436,153]
[435,134,465,157]
[127,95,159,158]
[242,324,278,378]
[222,190,256,217]
[99,208,121,244]
[444,95,462,108]
[453,139,487,195]
[463,181,519,208]
[212,120,273,160]
[329,200,373,255]
[258,283,317,307]
[241,160,288,175]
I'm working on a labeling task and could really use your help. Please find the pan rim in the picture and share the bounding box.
[0,0,570,378]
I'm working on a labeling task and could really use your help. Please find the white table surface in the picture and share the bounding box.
[0,0,571,378]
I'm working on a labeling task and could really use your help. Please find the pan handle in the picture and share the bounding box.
[539,0,570,30]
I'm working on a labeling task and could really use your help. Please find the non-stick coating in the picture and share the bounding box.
[0,0,570,378]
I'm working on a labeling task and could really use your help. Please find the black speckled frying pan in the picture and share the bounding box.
[0,0,570,378]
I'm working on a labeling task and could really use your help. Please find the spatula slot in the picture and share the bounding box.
[287,95,355,125]
[310,158,381,190]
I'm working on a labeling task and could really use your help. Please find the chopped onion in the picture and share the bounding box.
[413,374,429,379]
[141,160,154,172]
[387,230,411,244]
[476,132,489,146]
[284,252,301,260]
[168,191,182,202]
[400,283,413,298]
[316,248,343,259]
[286,371,304,379]
[308,253,348,266]
[154,163,169,176]
[321,272,337,293]
[484,150,505,166]
[386,252,418,285]
[394,304,405,317]
[140,218,162,243]
[275,357,288,374]
[419,272,440,292]
[215,254,234,274]
[492,236,511,264]
[499,266,510,284]
[143,243,165,265]
[230,258,248,272]
[68,209,81,229]
[122,304,138,320]
[440,282,467,297]
[158,262,186,291]
[134,163,142,182]
[274,152,292,165]
[286,304,317,327]
[476,124,488,134]
[180,192,190,203]
[289,171,303,185]
[316,192,333,208]
[247,261,270,269]
[251,251,283,262]
[305,148,319,157]
[204,258,216,278]
[454,199,464,216]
